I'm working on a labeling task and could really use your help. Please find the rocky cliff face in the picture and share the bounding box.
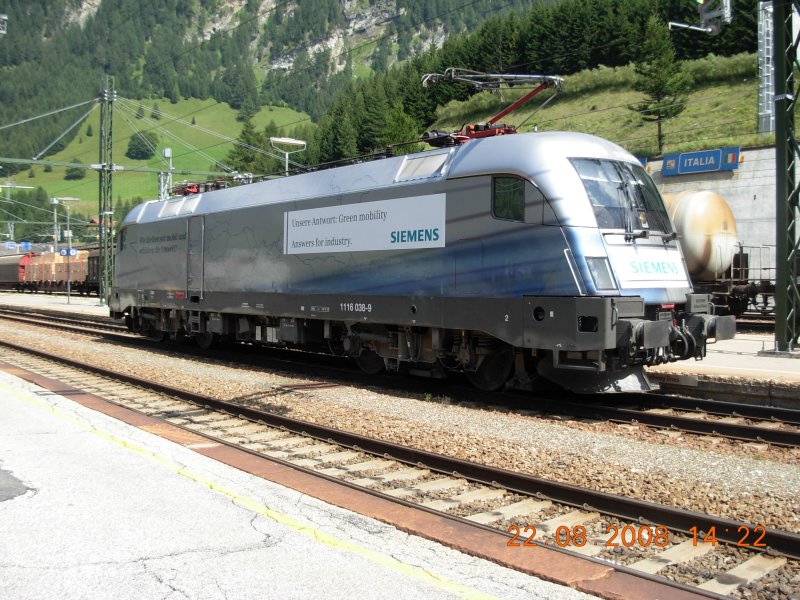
[64,0,442,73]
[65,0,101,28]
[263,0,404,72]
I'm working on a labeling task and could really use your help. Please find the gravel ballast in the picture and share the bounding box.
[1,321,798,535]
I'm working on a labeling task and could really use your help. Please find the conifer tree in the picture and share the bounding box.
[630,15,693,155]
[359,82,390,153]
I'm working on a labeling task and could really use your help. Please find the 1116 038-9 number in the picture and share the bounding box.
[339,302,372,313]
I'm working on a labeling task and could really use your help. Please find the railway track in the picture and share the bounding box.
[3,305,800,450]
[0,340,797,599]
[0,306,128,334]
[735,311,776,333]
[515,394,800,448]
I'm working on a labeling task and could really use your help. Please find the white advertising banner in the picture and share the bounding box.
[284,194,446,254]
[607,245,690,289]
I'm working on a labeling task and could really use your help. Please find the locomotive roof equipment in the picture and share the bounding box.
[420,69,563,147]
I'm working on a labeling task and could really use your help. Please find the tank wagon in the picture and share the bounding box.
[663,190,787,317]
[110,131,735,393]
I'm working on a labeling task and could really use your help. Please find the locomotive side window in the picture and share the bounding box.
[118,228,126,252]
[492,177,524,221]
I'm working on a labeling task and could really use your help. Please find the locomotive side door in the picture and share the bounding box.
[187,216,204,301]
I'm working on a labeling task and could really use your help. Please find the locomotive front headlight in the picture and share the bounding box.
[586,257,617,291]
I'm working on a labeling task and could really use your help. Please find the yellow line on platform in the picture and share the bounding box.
[2,376,498,600]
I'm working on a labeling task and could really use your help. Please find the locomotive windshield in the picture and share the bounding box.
[570,158,672,234]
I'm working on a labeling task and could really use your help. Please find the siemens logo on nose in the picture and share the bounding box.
[390,228,440,243]
[630,260,679,275]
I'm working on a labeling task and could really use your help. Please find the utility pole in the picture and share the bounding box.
[158,148,174,200]
[772,0,800,351]
[50,197,60,257]
[98,75,116,306]
[52,197,80,303]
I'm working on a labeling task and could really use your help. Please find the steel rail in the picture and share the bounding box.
[1,339,799,560]
[606,393,800,425]
[4,305,800,446]
[515,396,800,447]
[0,310,129,334]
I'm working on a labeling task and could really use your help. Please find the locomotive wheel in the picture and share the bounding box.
[195,332,216,351]
[147,329,166,342]
[465,344,515,391]
[354,349,385,375]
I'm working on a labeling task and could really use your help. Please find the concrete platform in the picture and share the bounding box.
[0,369,598,600]
[0,291,110,317]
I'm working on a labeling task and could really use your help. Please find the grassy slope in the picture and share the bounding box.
[20,54,760,217]
[22,98,308,215]
[432,53,762,159]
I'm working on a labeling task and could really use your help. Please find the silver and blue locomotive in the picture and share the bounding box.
[110,131,735,393]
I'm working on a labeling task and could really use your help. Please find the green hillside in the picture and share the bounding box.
[18,99,308,216]
[14,53,760,222]
[431,53,762,158]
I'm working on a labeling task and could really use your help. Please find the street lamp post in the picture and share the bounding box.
[51,197,80,303]
[269,137,306,177]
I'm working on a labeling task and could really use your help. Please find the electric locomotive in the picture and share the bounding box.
[110,131,735,393]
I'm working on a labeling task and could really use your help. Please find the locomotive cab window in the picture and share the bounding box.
[492,177,524,221]
[570,158,672,234]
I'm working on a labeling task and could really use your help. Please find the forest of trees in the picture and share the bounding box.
[262,0,756,121]
[0,0,758,180]
[0,0,552,175]
[253,0,757,172]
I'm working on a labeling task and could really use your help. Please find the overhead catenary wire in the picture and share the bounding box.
[0,98,97,133]
[123,99,307,172]
[0,83,766,183]
[33,104,99,161]
[114,103,171,171]
[532,96,752,139]
[615,116,755,147]
[0,2,759,183]
[0,0,760,245]
[115,99,241,173]
[0,5,670,149]
[0,195,92,225]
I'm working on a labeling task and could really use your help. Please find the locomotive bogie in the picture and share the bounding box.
[111,132,735,393]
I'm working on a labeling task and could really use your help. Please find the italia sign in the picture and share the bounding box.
[661,147,740,177]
